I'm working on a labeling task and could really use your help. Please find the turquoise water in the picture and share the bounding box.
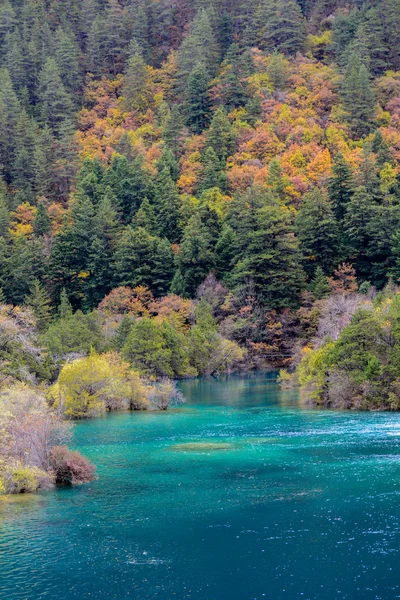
[1,373,400,600]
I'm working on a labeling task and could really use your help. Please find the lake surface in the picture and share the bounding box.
[1,372,400,600]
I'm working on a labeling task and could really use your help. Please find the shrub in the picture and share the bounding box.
[148,378,185,410]
[50,446,96,485]
[49,351,149,418]
[0,462,53,494]
[43,310,103,358]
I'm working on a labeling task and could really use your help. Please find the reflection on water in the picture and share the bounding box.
[1,372,400,600]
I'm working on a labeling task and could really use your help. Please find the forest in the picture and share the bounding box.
[3,0,400,493]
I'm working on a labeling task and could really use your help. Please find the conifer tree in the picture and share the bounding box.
[113,226,174,296]
[310,266,330,299]
[185,63,211,134]
[33,201,51,237]
[121,51,149,111]
[231,192,306,309]
[172,213,215,298]
[207,107,235,162]
[0,193,10,239]
[341,53,375,138]
[25,279,52,332]
[197,147,226,194]
[153,168,181,242]
[58,288,73,319]
[156,145,179,181]
[132,198,158,234]
[261,0,306,55]
[54,27,81,97]
[177,9,219,85]
[295,188,339,277]
[37,58,74,139]
[328,153,354,222]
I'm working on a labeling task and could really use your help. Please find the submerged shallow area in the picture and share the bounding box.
[1,372,400,599]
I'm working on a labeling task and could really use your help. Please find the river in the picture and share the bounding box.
[1,372,400,599]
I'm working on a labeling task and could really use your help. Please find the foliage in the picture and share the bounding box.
[295,288,400,410]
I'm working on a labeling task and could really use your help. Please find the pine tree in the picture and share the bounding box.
[0,1,15,49]
[54,27,81,98]
[4,29,24,92]
[261,0,306,55]
[310,265,330,299]
[0,67,21,181]
[153,168,181,242]
[121,51,149,111]
[132,198,158,234]
[197,147,226,194]
[0,193,10,239]
[33,201,51,237]
[344,185,376,281]
[172,213,215,298]
[156,146,179,181]
[37,58,74,139]
[328,153,354,222]
[58,288,73,319]
[113,226,174,296]
[86,15,108,76]
[162,105,184,152]
[25,279,52,332]
[207,107,235,162]
[266,52,290,90]
[295,188,339,277]
[215,223,236,281]
[104,0,126,74]
[231,192,306,309]
[341,53,376,138]
[372,130,394,168]
[177,9,220,85]
[103,154,150,223]
[185,63,211,134]
[217,44,253,110]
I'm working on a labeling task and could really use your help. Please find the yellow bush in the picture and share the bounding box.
[49,351,149,418]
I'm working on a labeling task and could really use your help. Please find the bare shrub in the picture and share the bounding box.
[315,293,368,346]
[50,446,96,485]
[148,378,185,411]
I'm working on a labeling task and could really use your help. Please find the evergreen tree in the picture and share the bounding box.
[177,9,220,85]
[295,188,339,277]
[33,201,51,237]
[37,58,74,138]
[197,147,226,194]
[341,53,376,138]
[121,51,149,111]
[185,62,211,134]
[215,223,236,280]
[207,107,235,162]
[261,0,306,55]
[0,193,10,239]
[25,279,52,332]
[328,153,354,222]
[156,145,179,181]
[113,226,174,296]
[310,265,330,299]
[153,168,181,243]
[132,198,158,234]
[58,288,73,319]
[344,185,376,281]
[54,27,81,98]
[231,192,306,309]
[172,213,215,298]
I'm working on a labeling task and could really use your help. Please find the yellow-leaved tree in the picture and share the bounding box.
[48,351,149,418]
